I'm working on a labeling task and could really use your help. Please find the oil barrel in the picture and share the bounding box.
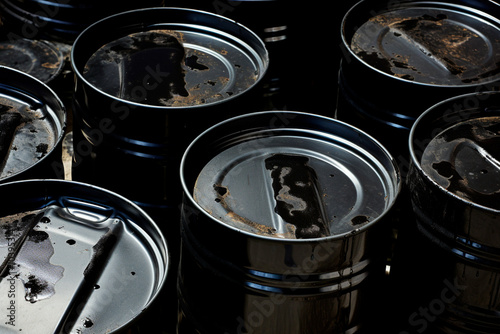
[0,0,165,43]
[392,91,500,333]
[178,111,401,333]
[337,0,500,170]
[0,179,169,334]
[70,4,268,224]
[0,65,66,183]
[70,7,268,330]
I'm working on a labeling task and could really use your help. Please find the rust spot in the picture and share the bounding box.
[41,61,60,69]
[225,211,277,235]
[211,183,295,237]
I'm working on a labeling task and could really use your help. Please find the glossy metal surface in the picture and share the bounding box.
[179,111,401,333]
[0,179,169,334]
[398,91,500,333]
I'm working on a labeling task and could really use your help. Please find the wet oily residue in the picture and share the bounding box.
[0,98,56,179]
[0,209,64,303]
[83,30,188,106]
[0,108,22,167]
[421,116,500,209]
[351,9,500,85]
[265,154,330,239]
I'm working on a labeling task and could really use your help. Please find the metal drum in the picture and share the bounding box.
[0,65,66,183]
[70,6,268,220]
[179,111,401,333]
[337,0,500,168]
[0,179,169,333]
[395,91,500,333]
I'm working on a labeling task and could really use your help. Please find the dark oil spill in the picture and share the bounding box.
[186,55,209,71]
[214,184,228,197]
[0,209,64,303]
[40,216,51,224]
[351,215,370,226]
[265,154,330,239]
[25,274,49,303]
[83,317,94,328]
[27,230,49,243]
[36,143,49,158]
[0,212,44,242]
[0,110,23,168]
[83,31,188,106]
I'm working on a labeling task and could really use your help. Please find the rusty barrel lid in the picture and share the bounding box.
[0,65,66,182]
[0,38,64,84]
[410,91,500,212]
[72,6,269,109]
[182,111,401,241]
[345,0,500,87]
[0,179,169,334]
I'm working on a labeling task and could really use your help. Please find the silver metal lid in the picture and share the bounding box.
[75,7,269,108]
[0,180,169,333]
[185,111,401,240]
[419,109,500,210]
[348,1,500,86]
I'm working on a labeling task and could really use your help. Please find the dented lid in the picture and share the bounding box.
[185,111,401,240]
[0,180,168,333]
[347,1,500,86]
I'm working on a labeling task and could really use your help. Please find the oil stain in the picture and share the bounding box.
[265,154,330,239]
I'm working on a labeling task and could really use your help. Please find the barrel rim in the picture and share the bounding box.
[70,6,269,110]
[180,110,402,242]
